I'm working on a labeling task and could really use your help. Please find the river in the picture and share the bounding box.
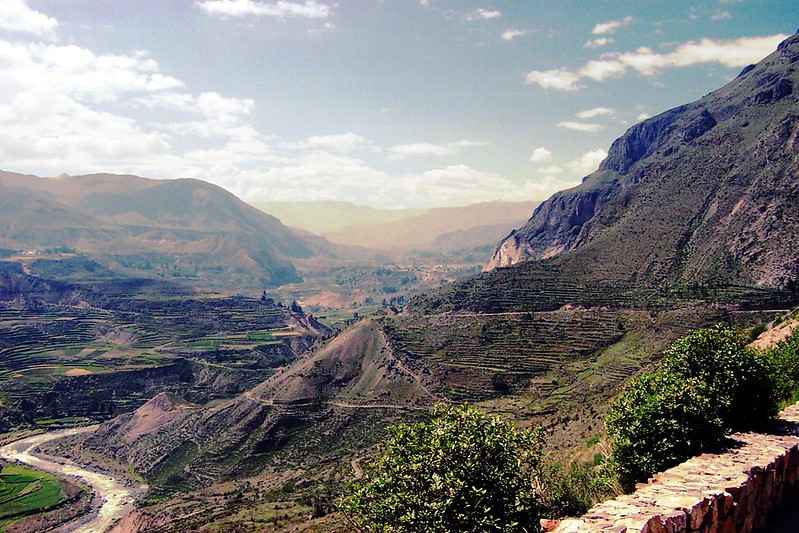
[0,426,141,533]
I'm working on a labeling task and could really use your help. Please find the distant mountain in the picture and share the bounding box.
[255,201,427,235]
[0,172,336,287]
[487,32,799,289]
[325,201,538,251]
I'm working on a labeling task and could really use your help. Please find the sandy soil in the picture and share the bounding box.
[0,427,144,533]
[751,318,799,349]
[64,368,94,376]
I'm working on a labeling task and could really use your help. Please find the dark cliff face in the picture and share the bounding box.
[487,31,799,288]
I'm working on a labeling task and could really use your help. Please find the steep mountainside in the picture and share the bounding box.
[0,172,336,287]
[325,201,538,251]
[487,32,799,288]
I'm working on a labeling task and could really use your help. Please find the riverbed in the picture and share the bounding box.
[0,426,141,532]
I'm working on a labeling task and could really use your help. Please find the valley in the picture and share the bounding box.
[0,15,797,533]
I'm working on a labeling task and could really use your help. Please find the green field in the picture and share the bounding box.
[0,464,66,528]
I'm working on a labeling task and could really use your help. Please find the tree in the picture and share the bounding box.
[606,325,779,487]
[339,404,543,533]
[660,325,778,430]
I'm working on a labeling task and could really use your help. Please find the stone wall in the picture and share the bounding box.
[552,404,799,533]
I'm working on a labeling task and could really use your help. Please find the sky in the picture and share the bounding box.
[0,1,795,208]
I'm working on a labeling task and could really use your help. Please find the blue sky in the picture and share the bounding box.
[0,1,795,207]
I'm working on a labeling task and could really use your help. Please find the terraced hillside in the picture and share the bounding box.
[0,293,330,431]
[382,309,626,401]
[40,320,430,518]
[409,259,795,314]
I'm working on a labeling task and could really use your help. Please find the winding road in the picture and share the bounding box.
[0,427,141,533]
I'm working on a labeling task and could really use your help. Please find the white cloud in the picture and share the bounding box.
[0,2,582,208]
[576,107,615,119]
[579,59,627,81]
[140,91,255,122]
[525,68,582,91]
[592,16,632,35]
[0,41,184,104]
[557,121,604,133]
[465,8,502,21]
[0,0,58,38]
[526,34,788,91]
[502,29,526,41]
[584,37,614,48]
[711,10,733,21]
[450,139,489,148]
[567,149,608,175]
[537,165,564,174]
[303,133,367,153]
[529,147,552,163]
[241,159,542,208]
[636,112,651,121]
[388,140,486,160]
[196,0,333,19]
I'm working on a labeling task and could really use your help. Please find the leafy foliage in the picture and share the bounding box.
[339,404,544,532]
[761,324,799,405]
[535,459,620,518]
[606,325,780,487]
[606,370,725,487]
[660,325,779,430]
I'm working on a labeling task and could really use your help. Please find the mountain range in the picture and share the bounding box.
[52,31,799,533]
[0,171,334,287]
[325,201,537,251]
[255,201,428,235]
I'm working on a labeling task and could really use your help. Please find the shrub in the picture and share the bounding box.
[339,403,544,533]
[762,328,799,405]
[660,325,778,430]
[535,459,620,518]
[607,325,781,487]
[606,370,725,487]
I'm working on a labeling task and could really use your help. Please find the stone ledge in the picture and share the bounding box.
[552,404,799,533]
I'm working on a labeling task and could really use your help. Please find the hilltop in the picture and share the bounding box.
[0,171,337,288]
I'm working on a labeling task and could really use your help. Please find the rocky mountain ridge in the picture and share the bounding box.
[487,31,799,288]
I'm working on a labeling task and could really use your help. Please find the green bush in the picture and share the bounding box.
[535,459,619,518]
[762,328,799,405]
[339,404,544,533]
[606,370,725,487]
[661,325,779,430]
[606,325,781,487]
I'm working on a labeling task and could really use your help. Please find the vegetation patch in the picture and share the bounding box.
[0,464,66,527]
[607,325,797,487]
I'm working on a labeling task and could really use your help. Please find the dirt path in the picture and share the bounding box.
[0,426,143,533]
[242,390,430,411]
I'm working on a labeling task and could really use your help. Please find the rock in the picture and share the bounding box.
[682,110,717,142]
[553,404,799,533]
[738,64,756,78]
[600,107,685,174]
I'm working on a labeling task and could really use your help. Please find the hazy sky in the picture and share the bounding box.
[0,1,794,208]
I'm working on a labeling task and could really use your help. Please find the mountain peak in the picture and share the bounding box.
[485,34,799,288]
